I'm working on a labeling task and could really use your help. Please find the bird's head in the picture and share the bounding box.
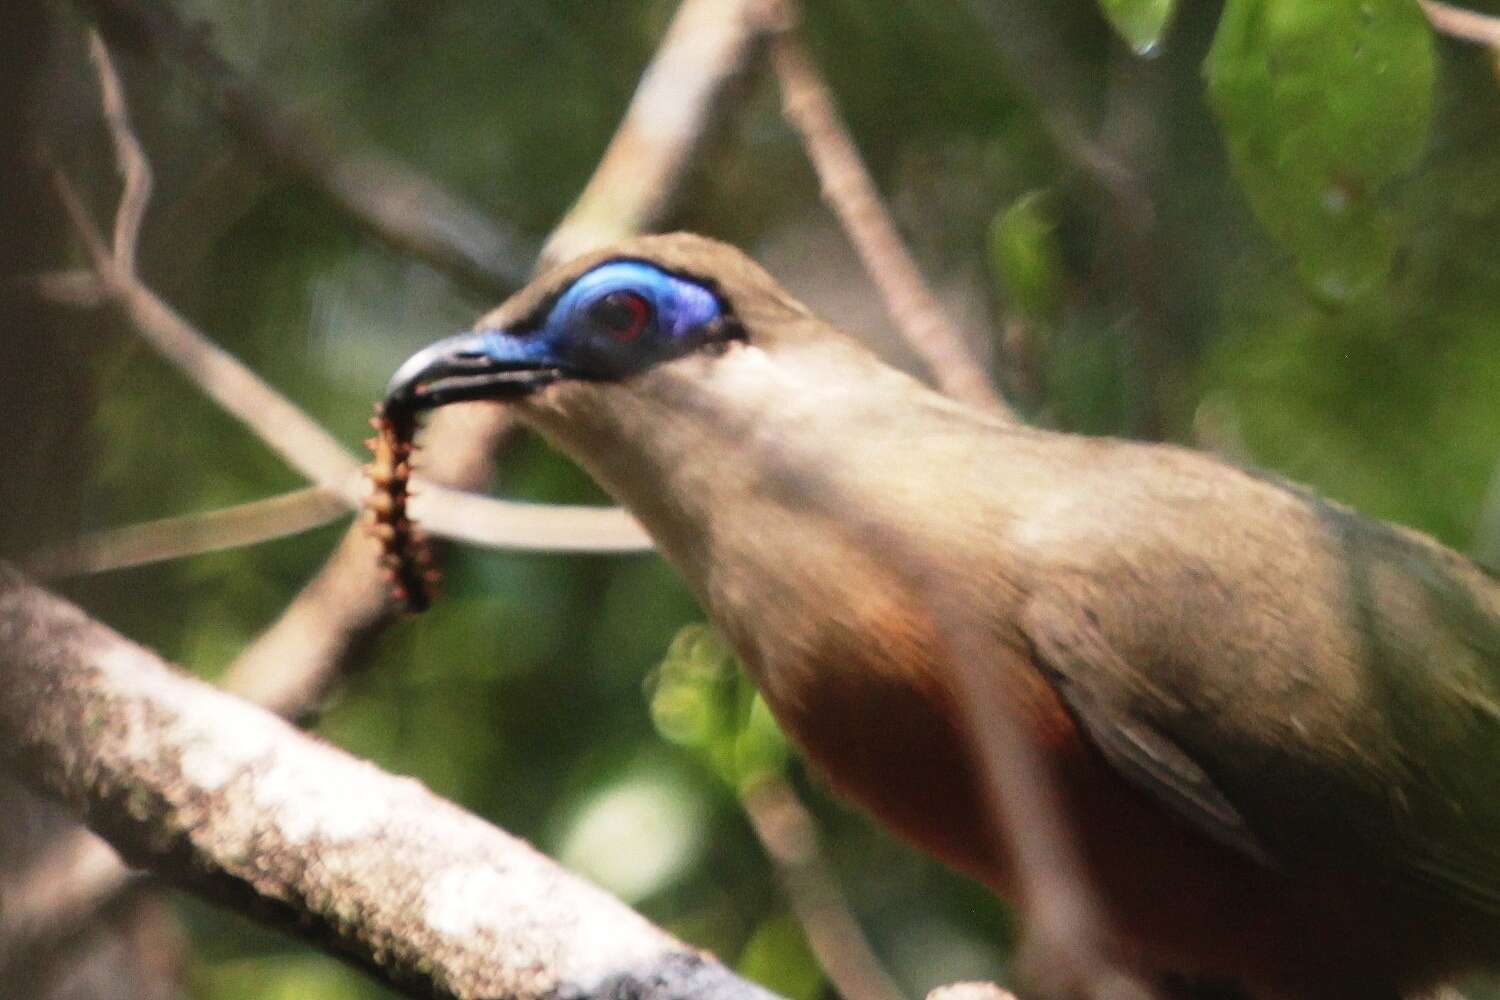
[385,233,818,413]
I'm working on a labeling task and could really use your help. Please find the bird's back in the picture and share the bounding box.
[681,401,1500,993]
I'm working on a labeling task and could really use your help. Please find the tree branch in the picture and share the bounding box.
[22,488,348,579]
[1421,1,1500,47]
[233,0,769,729]
[82,0,535,294]
[766,2,1010,417]
[7,20,671,977]
[38,33,653,558]
[12,0,761,969]
[740,779,908,1000]
[957,0,1170,438]
[88,32,151,272]
[50,163,368,496]
[541,0,767,266]
[0,564,781,1000]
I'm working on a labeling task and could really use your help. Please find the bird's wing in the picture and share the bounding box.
[1021,552,1500,916]
[1020,596,1278,868]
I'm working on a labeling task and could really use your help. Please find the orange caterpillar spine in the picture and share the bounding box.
[365,401,439,613]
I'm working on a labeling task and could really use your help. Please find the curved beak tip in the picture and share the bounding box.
[384,329,563,410]
[384,343,442,404]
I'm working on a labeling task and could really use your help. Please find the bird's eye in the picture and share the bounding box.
[587,290,652,343]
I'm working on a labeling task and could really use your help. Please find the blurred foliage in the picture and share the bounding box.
[11,0,1500,997]
[1096,0,1179,55]
[1205,0,1435,301]
[649,623,790,794]
[988,190,1066,329]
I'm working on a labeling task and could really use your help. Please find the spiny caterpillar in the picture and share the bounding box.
[365,401,439,613]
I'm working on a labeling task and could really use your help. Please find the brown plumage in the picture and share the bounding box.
[391,233,1500,999]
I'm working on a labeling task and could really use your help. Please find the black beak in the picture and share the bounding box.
[385,330,563,411]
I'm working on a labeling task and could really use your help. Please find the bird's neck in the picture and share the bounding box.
[519,341,1076,886]
[520,339,1035,687]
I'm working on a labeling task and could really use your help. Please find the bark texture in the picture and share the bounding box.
[0,564,780,1000]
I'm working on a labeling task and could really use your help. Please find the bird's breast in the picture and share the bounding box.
[719,560,1080,892]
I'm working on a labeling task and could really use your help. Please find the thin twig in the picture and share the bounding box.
[766,6,1009,417]
[231,0,767,698]
[740,779,908,1000]
[23,488,348,579]
[47,166,111,268]
[21,482,654,578]
[50,175,367,496]
[955,0,1152,227]
[14,269,107,308]
[83,0,534,293]
[1422,1,1500,47]
[11,4,763,975]
[41,51,653,553]
[542,0,766,265]
[88,31,151,271]
[956,0,1169,437]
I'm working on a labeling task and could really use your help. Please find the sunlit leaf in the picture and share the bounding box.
[650,624,792,789]
[734,694,790,791]
[1097,0,1178,55]
[1205,0,1434,302]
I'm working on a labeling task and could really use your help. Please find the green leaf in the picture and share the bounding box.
[989,190,1066,327]
[737,915,825,1000]
[1097,0,1178,55]
[649,623,791,789]
[648,623,738,754]
[734,694,790,791]
[1205,0,1434,302]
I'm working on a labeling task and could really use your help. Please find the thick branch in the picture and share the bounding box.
[83,0,534,293]
[0,564,780,1000]
[12,8,758,960]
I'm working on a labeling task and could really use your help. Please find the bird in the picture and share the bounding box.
[385,232,1500,1000]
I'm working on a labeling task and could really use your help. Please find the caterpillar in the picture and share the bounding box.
[364,401,439,613]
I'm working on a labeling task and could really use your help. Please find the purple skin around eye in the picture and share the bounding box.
[661,278,720,339]
[385,261,734,414]
[547,261,723,345]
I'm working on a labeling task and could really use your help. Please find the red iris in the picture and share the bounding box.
[590,290,652,343]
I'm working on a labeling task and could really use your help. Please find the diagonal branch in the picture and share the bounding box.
[83,0,535,294]
[11,3,765,976]
[541,0,766,265]
[766,3,1010,417]
[231,0,769,712]
[89,32,150,271]
[51,165,368,496]
[39,32,652,556]
[0,564,781,1000]
[740,779,909,1000]
[1421,1,1500,47]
